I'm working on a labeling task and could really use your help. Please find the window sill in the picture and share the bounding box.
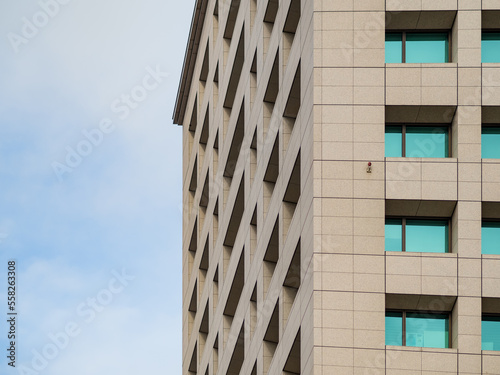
[386,345,457,353]
[482,158,500,163]
[386,63,458,68]
[482,63,500,67]
[386,251,457,257]
[482,254,500,259]
[385,157,457,163]
[483,350,500,355]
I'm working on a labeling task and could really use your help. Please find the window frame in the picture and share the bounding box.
[482,124,500,159]
[385,123,451,158]
[482,219,500,255]
[482,30,500,63]
[386,30,452,63]
[385,217,452,253]
[386,309,452,348]
[482,313,500,351]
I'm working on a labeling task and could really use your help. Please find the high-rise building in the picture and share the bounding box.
[173,0,500,373]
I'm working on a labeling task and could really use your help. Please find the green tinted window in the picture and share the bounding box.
[385,219,449,253]
[385,126,403,157]
[406,33,449,63]
[406,220,448,253]
[482,127,500,159]
[385,126,449,158]
[406,126,448,158]
[482,33,500,63]
[386,33,403,63]
[406,313,449,348]
[385,219,403,251]
[482,316,500,351]
[386,312,403,346]
[482,222,500,255]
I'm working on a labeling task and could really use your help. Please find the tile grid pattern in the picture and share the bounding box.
[175,0,500,373]
[178,0,314,373]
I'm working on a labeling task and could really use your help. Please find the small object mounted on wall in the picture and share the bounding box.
[366,162,372,173]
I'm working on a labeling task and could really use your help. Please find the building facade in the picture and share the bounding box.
[173,0,500,373]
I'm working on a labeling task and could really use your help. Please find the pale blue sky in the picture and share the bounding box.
[0,1,194,373]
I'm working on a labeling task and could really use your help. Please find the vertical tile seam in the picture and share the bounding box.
[351,9,355,371]
[384,1,387,371]
[479,0,484,368]
[480,0,484,360]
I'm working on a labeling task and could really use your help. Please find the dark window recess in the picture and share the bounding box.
[189,157,198,193]
[189,97,198,134]
[264,52,279,136]
[200,110,209,146]
[224,29,245,109]
[284,152,301,205]
[189,281,197,313]
[223,176,245,247]
[264,0,279,23]
[188,219,198,276]
[188,343,197,373]
[224,0,241,39]
[265,218,279,264]
[264,52,280,105]
[223,250,245,317]
[283,153,301,239]
[224,104,245,178]
[200,237,209,273]
[284,63,301,120]
[264,135,280,184]
[283,0,300,34]
[284,241,301,290]
[263,218,279,298]
[227,324,245,375]
[283,329,301,374]
[200,46,209,83]
[263,302,279,373]
[200,303,209,334]
[200,171,209,208]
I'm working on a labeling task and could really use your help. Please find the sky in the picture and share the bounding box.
[0,0,194,373]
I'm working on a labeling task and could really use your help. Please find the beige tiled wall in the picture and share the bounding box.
[178,0,500,373]
[313,0,500,374]
[178,0,315,373]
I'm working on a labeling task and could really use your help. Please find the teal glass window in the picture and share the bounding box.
[482,316,500,351]
[385,219,403,252]
[385,32,449,63]
[406,33,449,63]
[482,32,500,63]
[385,218,449,253]
[386,312,403,346]
[385,126,403,157]
[482,127,500,159]
[385,125,449,158]
[386,311,450,348]
[386,33,403,63]
[406,126,448,158]
[406,313,449,348]
[482,222,500,255]
[406,220,449,253]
